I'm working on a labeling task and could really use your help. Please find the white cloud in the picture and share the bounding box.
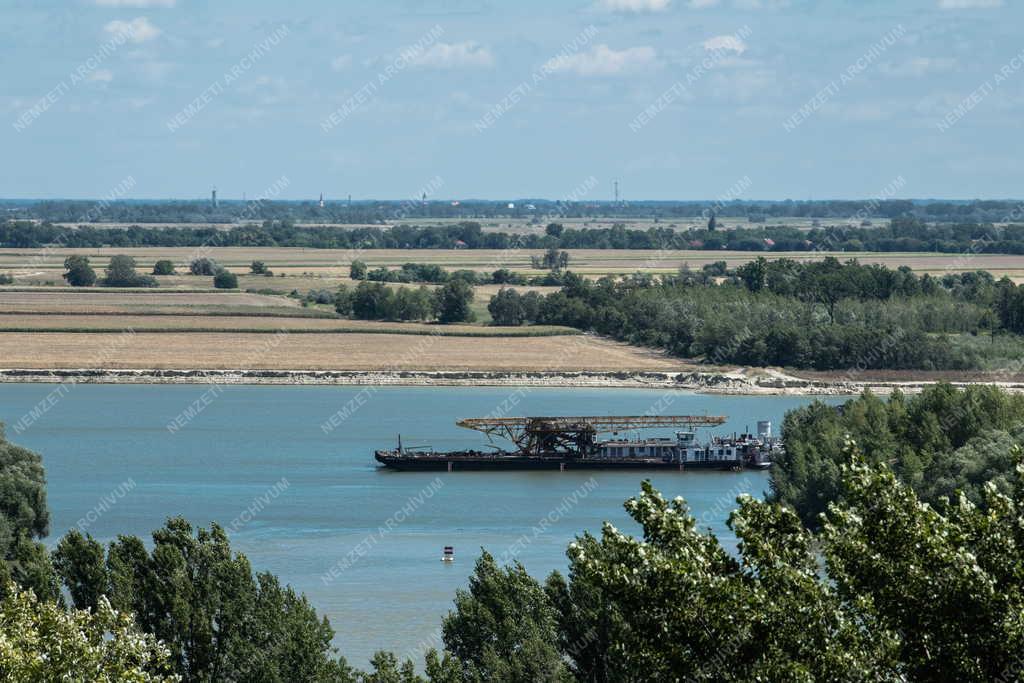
[687,0,719,7]
[546,44,657,76]
[95,0,175,6]
[597,0,671,12]
[87,69,114,82]
[703,35,747,54]
[331,55,353,71]
[881,57,957,77]
[938,0,1002,7]
[413,42,493,68]
[104,17,161,43]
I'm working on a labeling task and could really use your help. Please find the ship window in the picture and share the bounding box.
[629,447,635,457]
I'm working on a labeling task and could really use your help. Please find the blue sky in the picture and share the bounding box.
[2,0,1022,200]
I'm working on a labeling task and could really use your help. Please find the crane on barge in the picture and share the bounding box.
[455,415,728,459]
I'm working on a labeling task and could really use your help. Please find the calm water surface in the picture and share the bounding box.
[0,384,839,666]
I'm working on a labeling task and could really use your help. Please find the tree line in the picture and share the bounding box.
[5,197,1022,224]
[5,217,1024,254]
[488,257,1024,371]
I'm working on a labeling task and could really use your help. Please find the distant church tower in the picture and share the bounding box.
[319,193,324,208]
[211,187,218,208]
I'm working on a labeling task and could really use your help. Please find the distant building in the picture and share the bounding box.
[319,193,324,208]
[211,188,218,208]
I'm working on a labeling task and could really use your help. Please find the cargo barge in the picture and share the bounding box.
[374,415,781,471]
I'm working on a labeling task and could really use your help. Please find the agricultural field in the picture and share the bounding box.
[2,247,1022,285]
[0,245,1022,375]
[0,331,678,372]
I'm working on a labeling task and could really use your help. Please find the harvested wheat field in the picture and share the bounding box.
[0,289,295,307]
[0,314,576,336]
[0,332,680,372]
[4,247,1024,281]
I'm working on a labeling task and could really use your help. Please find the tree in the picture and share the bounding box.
[440,551,569,682]
[0,426,57,602]
[488,288,526,326]
[434,280,475,324]
[772,384,1024,528]
[62,255,96,287]
[213,269,238,289]
[545,223,564,238]
[352,282,393,319]
[0,582,177,682]
[335,284,353,316]
[707,212,716,231]
[350,260,368,280]
[152,260,176,275]
[250,261,270,275]
[53,518,349,682]
[736,256,768,292]
[189,258,217,276]
[103,255,156,287]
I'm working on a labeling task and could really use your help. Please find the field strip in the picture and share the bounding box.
[0,314,577,336]
[0,332,675,372]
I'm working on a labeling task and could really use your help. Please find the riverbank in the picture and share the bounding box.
[2,367,1021,395]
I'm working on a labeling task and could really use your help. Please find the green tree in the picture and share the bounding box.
[103,255,156,287]
[440,551,570,682]
[188,258,217,276]
[352,282,393,319]
[335,284,354,316]
[152,260,176,275]
[488,288,526,326]
[350,260,368,280]
[62,255,96,287]
[434,280,475,324]
[0,582,178,682]
[53,518,349,682]
[213,269,238,289]
[0,426,57,602]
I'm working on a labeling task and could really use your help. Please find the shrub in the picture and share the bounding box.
[151,260,176,275]
[189,258,218,276]
[213,269,238,289]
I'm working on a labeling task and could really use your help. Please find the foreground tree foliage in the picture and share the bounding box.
[0,426,58,602]
[52,519,350,682]
[0,582,177,682]
[541,451,1024,681]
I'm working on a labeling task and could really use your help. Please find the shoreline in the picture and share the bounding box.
[1,368,1021,396]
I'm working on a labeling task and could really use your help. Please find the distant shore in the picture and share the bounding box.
[1,368,1020,396]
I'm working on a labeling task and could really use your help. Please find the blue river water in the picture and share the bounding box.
[0,383,839,667]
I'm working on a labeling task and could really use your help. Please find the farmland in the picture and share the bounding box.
[1,245,1022,379]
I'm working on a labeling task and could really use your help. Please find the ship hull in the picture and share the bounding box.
[374,451,750,471]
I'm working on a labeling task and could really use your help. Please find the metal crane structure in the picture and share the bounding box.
[455,415,728,458]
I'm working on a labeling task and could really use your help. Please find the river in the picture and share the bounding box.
[0,383,840,667]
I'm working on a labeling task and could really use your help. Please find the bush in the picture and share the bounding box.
[102,255,157,287]
[151,260,176,275]
[0,273,12,285]
[213,270,238,289]
[349,260,367,280]
[250,261,273,276]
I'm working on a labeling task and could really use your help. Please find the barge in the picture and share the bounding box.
[374,415,781,471]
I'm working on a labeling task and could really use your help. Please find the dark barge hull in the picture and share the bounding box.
[374,451,751,471]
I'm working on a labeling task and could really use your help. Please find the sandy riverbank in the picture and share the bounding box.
[2,368,1021,396]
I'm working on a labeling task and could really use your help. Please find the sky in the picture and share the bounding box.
[2,0,1022,201]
